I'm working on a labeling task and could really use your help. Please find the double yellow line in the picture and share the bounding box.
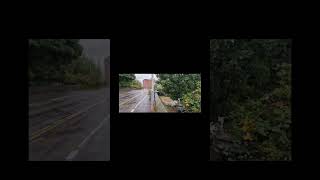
[29,99,107,143]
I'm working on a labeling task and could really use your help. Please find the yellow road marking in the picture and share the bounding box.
[29,99,106,142]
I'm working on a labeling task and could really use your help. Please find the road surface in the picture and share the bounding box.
[119,88,152,112]
[29,87,110,161]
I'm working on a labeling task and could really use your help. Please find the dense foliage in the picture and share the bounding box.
[29,39,83,83]
[119,74,135,82]
[130,80,143,89]
[182,81,201,112]
[29,39,103,88]
[119,74,142,89]
[210,39,291,161]
[156,74,201,112]
[63,56,102,88]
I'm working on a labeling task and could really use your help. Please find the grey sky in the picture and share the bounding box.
[79,39,110,57]
[135,74,158,83]
[78,39,110,82]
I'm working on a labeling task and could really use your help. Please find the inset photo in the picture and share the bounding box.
[119,74,201,113]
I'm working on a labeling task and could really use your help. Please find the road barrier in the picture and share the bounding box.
[152,91,167,112]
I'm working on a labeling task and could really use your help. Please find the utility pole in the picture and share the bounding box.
[151,74,156,112]
[151,74,154,91]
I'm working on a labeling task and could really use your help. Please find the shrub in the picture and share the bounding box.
[226,63,291,160]
[130,80,142,89]
[182,81,201,112]
[63,56,102,88]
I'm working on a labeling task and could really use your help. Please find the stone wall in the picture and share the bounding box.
[153,91,167,112]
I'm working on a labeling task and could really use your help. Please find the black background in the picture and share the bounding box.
[0,2,316,174]
[8,27,307,170]
[111,36,209,163]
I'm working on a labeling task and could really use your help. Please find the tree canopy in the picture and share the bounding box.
[210,39,291,161]
[29,39,83,83]
[29,39,104,88]
[156,74,201,112]
[119,74,142,89]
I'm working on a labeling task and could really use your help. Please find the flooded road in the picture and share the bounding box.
[119,88,152,112]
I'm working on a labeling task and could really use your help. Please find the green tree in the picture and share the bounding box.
[182,81,201,112]
[156,74,200,100]
[130,80,143,89]
[63,55,102,88]
[156,74,201,112]
[210,39,291,122]
[119,74,136,88]
[29,39,83,83]
[210,39,292,161]
[228,63,291,160]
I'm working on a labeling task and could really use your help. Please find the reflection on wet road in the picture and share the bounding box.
[29,87,110,161]
[119,88,151,112]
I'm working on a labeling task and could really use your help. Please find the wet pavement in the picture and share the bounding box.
[119,88,152,112]
[29,87,110,161]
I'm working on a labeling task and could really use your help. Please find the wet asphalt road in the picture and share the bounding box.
[29,87,110,161]
[119,88,151,112]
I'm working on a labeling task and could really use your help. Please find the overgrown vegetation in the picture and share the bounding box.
[63,56,102,88]
[119,74,142,89]
[29,39,104,89]
[155,74,201,112]
[182,81,201,112]
[210,39,291,161]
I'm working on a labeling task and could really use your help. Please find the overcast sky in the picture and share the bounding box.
[135,74,158,83]
[79,39,110,58]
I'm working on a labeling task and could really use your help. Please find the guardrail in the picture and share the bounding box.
[152,90,167,112]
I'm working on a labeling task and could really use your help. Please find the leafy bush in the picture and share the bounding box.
[156,74,200,100]
[154,83,165,96]
[182,81,201,112]
[29,39,83,84]
[156,74,201,112]
[209,39,292,161]
[130,80,143,89]
[119,74,136,88]
[227,63,291,160]
[63,56,102,88]
[210,39,291,122]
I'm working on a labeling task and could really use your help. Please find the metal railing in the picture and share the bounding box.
[151,90,167,112]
